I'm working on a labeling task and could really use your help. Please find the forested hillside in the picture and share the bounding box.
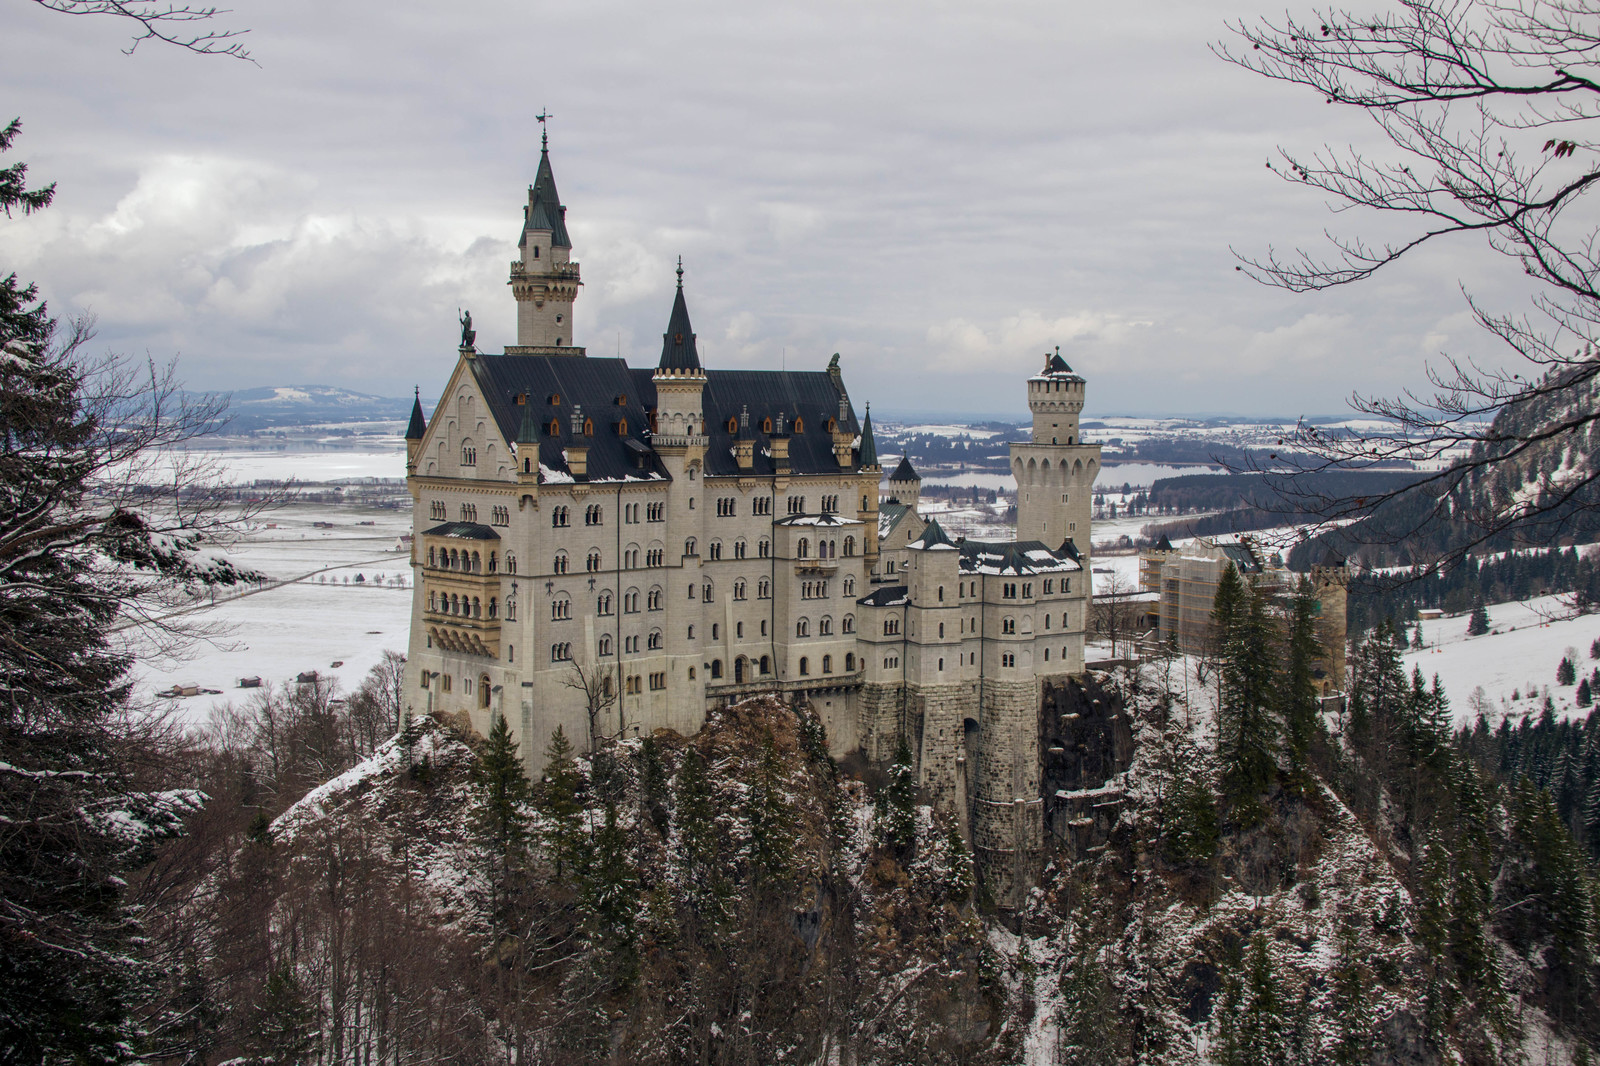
[125,619,1600,1064]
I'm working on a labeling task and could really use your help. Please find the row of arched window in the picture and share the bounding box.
[794,615,854,637]
[426,546,502,574]
[427,591,498,620]
[795,537,853,559]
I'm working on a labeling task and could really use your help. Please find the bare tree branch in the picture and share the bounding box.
[27,0,254,61]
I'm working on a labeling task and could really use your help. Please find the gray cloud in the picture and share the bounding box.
[1,0,1543,416]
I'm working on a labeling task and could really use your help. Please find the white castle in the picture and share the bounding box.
[403,137,1101,896]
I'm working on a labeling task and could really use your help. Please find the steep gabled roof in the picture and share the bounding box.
[687,367,863,477]
[658,270,702,371]
[519,147,571,249]
[405,388,428,440]
[910,517,956,550]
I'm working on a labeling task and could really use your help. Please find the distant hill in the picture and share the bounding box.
[224,385,417,431]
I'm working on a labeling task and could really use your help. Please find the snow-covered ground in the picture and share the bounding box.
[134,502,415,723]
[1400,595,1600,725]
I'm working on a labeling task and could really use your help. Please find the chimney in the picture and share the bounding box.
[566,403,590,481]
[735,404,755,471]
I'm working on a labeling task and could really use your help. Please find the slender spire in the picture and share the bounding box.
[405,387,427,440]
[657,262,702,371]
[520,122,570,249]
[517,402,539,446]
[858,402,878,469]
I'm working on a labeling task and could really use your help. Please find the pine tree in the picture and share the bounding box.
[1580,678,1593,708]
[744,730,795,892]
[470,713,533,931]
[1560,656,1578,686]
[534,726,583,878]
[673,744,726,918]
[579,800,640,982]
[1467,603,1491,636]
[875,738,918,856]
[1326,922,1375,1066]
[639,735,670,839]
[1281,575,1323,788]
[248,963,321,1066]
[1216,573,1280,819]
[1411,621,1424,649]
[1055,935,1124,1065]
[1162,750,1219,865]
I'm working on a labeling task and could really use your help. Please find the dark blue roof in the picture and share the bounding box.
[658,282,701,371]
[422,522,500,540]
[405,390,428,440]
[890,455,919,482]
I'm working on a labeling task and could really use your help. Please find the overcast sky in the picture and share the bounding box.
[2,0,1548,418]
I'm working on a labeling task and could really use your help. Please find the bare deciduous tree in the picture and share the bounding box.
[26,0,253,60]
[1216,0,1600,566]
[560,658,618,753]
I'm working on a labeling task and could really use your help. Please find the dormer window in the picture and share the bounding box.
[762,417,773,433]
[674,333,684,344]
[515,393,527,405]
[548,393,560,405]
[583,418,594,435]
[549,419,561,436]
[793,417,805,433]
[616,394,628,406]
[727,416,738,433]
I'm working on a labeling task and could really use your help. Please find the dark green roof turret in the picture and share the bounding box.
[405,387,427,440]
[519,143,571,249]
[915,517,955,549]
[859,403,878,469]
[657,259,702,372]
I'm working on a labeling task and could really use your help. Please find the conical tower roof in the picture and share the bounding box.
[657,260,702,372]
[858,403,878,469]
[914,517,955,549]
[890,455,920,482]
[519,143,571,249]
[405,388,427,440]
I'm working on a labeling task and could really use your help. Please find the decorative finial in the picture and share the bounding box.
[676,256,684,289]
[414,386,420,399]
[536,109,552,151]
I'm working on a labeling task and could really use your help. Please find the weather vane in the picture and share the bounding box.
[676,255,684,288]
[536,108,553,150]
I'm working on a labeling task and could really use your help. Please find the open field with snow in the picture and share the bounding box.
[1401,595,1600,725]
[135,501,416,724]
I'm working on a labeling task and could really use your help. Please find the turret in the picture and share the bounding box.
[1011,348,1100,554]
[516,400,541,507]
[404,387,427,472]
[1028,347,1085,445]
[888,455,921,511]
[650,260,708,451]
[509,128,582,350]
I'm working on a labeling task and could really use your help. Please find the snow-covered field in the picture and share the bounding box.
[135,502,415,723]
[1400,595,1600,725]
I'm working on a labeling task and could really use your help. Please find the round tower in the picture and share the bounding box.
[887,455,921,510]
[510,130,582,350]
[1011,350,1100,554]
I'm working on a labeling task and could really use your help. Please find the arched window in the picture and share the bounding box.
[479,675,491,708]
[427,547,436,567]
[820,616,833,635]
[843,536,855,556]
[471,552,481,572]
[507,553,516,574]
[796,618,810,637]
[799,656,810,676]
[760,655,771,674]
[598,634,613,656]
[647,587,662,611]
[647,629,663,650]
[685,538,697,556]
[488,597,498,619]
[758,578,771,599]
[449,548,460,570]
[798,538,810,559]
[587,549,601,572]
[488,551,497,573]
[553,552,569,574]
[734,579,747,600]
[884,617,900,636]
[461,441,477,466]
[552,506,569,527]
[471,597,481,618]
[822,654,832,673]
[711,659,723,679]
[845,652,856,671]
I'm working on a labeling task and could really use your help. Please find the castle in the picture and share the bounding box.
[402,137,1100,899]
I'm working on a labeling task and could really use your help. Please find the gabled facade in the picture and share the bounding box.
[404,142,1097,905]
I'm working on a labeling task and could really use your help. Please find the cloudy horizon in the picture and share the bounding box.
[3,0,1550,420]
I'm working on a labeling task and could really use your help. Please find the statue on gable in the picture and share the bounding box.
[458,309,476,351]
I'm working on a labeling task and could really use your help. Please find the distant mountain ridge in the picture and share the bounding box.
[224,385,418,431]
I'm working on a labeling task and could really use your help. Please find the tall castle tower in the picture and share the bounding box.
[509,128,582,349]
[1011,351,1100,556]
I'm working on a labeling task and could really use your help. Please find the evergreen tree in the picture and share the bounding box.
[673,744,726,917]
[470,713,533,931]
[0,118,255,1062]
[1216,571,1280,818]
[1467,603,1491,636]
[1162,749,1219,865]
[1055,936,1124,1065]
[247,963,320,1066]
[1326,922,1376,1066]
[1412,622,1424,649]
[1214,934,1290,1066]
[1560,656,1578,686]
[579,800,640,981]
[1281,575,1323,787]
[639,735,670,839]
[743,730,795,892]
[1580,678,1593,708]
[534,726,583,878]
[875,738,918,856]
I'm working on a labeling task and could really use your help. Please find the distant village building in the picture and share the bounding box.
[1138,536,1348,694]
[403,136,1103,902]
